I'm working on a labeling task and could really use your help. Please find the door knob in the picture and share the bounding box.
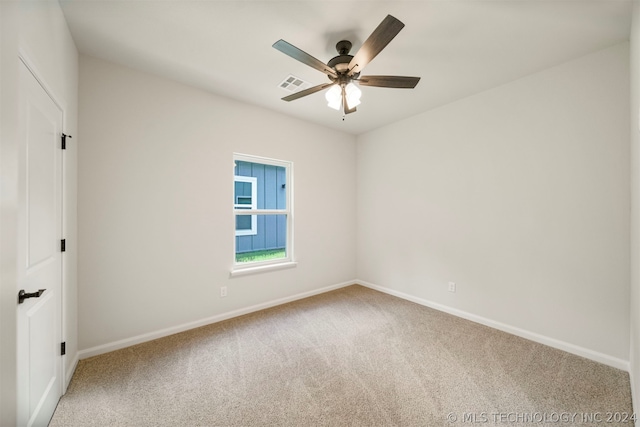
[18,289,46,304]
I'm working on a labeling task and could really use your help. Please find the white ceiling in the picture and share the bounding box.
[59,0,632,135]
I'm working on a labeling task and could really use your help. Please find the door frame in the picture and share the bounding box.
[17,50,67,396]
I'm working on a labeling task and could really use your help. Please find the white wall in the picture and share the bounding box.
[0,0,78,423]
[629,1,640,416]
[0,3,20,423]
[357,43,630,365]
[78,56,357,352]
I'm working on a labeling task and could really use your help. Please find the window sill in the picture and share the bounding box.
[230,261,298,278]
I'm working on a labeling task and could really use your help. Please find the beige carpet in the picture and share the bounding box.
[50,285,633,426]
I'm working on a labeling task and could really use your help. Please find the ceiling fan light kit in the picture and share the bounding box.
[344,82,362,109]
[326,82,361,111]
[273,14,421,117]
[325,85,342,110]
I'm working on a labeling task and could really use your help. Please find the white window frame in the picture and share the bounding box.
[234,176,257,236]
[231,153,295,276]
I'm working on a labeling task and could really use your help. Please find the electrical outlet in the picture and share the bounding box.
[448,282,456,293]
[220,286,228,297]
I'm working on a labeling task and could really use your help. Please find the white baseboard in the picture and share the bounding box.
[63,354,79,393]
[357,279,630,372]
[78,280,356,360]
[631,372,639,426]
[629,350,639,426]
[78,278,630,373]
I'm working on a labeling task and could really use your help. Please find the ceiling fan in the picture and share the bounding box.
[272,15,420,116]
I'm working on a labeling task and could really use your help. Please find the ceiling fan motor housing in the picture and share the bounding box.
[328,54,353,74]
[336,40,352,55]
[328,40,357,77]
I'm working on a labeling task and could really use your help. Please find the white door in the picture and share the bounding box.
[16,59,63,427]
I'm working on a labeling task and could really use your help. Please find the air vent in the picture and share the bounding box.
[278,75,312,93]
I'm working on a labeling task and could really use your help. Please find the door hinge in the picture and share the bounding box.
[61,342,66,356]
[61,133,72,150]
[61,239,66,252]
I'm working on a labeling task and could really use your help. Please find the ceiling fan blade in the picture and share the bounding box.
[273,40,337,79]
[342,87,357,115]
[348,15,405,76]
[357,75,421,88]
[281,82,334,102]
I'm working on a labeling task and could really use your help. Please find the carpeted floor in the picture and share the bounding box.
[50,285,633,426]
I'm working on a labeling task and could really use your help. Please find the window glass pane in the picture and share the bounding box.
[236,215,253,231]
[235,182,251,199]
[234,161,287,210]
[235,214,287,263]
[234,176,256,211]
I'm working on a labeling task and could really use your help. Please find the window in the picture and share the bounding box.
[232,153,294,275]
[234,176,257,236]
